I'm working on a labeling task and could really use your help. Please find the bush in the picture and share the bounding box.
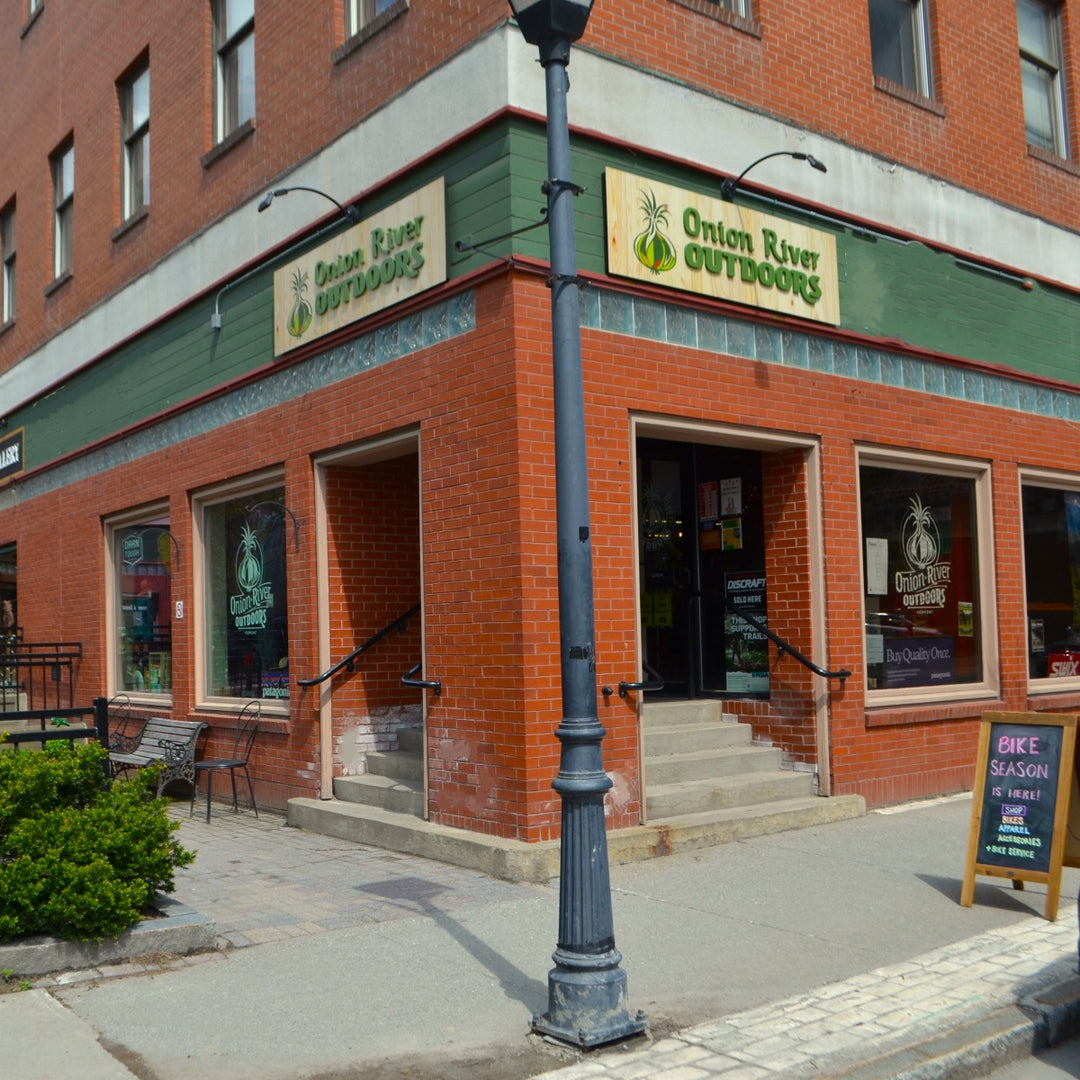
[0,742,195,942]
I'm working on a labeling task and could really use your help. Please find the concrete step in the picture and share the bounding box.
[646,768,816,818]
[645,743,785,785]
[644,719,752,756]
[642,699,731,727]
[366,748,422,782]
[333,773,424,815]
[285,792,866,883]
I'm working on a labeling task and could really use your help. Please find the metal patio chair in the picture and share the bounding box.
[190,700,260,822]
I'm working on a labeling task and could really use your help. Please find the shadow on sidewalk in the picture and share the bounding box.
[356,876,548,1014]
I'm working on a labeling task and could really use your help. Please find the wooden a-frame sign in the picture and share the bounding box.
[961,711,1079,921]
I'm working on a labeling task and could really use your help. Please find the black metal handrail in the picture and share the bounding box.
[401,663,441,696]
[296,604,420,687]
[617,661,665,698]
[735,610,851,683]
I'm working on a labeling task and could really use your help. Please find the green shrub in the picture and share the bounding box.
[0,743,195,942]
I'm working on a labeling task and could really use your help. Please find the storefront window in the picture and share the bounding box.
[860,461,983,694]
[113,517,173,695]
[203,486,289,702]
[1021,480,1080,684]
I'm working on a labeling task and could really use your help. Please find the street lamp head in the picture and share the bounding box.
[507,0,594,46]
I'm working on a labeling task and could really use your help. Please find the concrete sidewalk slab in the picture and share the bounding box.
[1,990,137,1080]
[2,794,1078,1080]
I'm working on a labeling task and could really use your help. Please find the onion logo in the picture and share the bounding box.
[901,495,940,571]
[235,524,263,594]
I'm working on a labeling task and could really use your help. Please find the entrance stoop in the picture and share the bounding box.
[286,703,864,883]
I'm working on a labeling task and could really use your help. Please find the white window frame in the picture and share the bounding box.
[345,0,399,38]
[193,469,289,715]
[51,141,73,279]
[104,504,173,704]
[1018,0,1068,158]
[1,201,14,324]
[868,0,932,97]
[213,0,255,144]
[1019,467,1080,694]
[857,446,998,708]
[120,64,150,220]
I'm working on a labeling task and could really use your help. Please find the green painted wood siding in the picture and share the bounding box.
[10,117,1080,473]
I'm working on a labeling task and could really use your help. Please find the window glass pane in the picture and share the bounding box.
[115,521,173,694]
[205,489,289,701]
[869,0,923,91]
[54,146,73,205]
[225,0,254,40]
[236,32,255,126]
[130,69,149,132]
[1022,485,1080,679]
[1018,0,1054,63]
[861,465,982,691]
[1022,59,1057,150]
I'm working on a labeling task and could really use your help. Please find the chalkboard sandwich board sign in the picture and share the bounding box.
[961,711,1078,921]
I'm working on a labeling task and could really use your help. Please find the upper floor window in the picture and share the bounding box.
[1018,0,1068,157]
[28,0,41,13]
[1,202,14,324]
[213,0,255,143]
[868,0,931,96]
[120,64,150,220]
[345,0,398,38]
[51,141,74,279]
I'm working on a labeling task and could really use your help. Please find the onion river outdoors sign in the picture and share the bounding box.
[604,167,840,326]
[273,177,446,357]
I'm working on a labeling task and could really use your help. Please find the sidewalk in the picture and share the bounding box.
[2,794,1078,1080]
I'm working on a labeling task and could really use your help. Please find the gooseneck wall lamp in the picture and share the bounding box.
[721,150,828,200]
[257,186,361,223]
[507,0,647,1050]
[211,185,359,329]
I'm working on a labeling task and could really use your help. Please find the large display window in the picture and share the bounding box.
[106,509,173,698]
[1021,474,1080,689]
[199,479,289,705]
[859,452,995,703]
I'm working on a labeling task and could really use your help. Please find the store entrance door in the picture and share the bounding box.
[637,438,769,698]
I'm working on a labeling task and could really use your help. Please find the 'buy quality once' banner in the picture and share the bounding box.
[273,177,446,357]
[605,168,839,326]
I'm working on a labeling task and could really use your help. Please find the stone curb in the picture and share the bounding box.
[0,895,216,977]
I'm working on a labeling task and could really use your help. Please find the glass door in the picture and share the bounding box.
[638,440,768,698]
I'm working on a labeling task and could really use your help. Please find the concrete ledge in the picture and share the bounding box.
[286,793,867,883]
[0,895,217,977]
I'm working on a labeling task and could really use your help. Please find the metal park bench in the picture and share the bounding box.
[109,716,207,796]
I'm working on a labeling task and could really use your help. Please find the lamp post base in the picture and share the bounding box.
[532,949,648,1049]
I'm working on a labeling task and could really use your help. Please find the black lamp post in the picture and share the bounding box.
[507,0,646,1049]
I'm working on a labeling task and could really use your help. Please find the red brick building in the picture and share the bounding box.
[3,0,1080,871]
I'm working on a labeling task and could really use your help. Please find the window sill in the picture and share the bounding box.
[19,4,43,39]
[1027,143,1079,177]
[666,0,761,37]
[192,707,288,736]
[43,270,72,298]
[865,697,1003,728]
[202,118,256,170]
[112,206,149,244]
[872,75,944,117]
[334,0,409,63]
